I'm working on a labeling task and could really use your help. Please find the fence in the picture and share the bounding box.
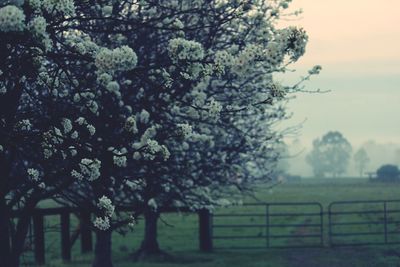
[328,200,400,246]
[22,208,94,265]
[14,200,400,265]
[17,206,206,265]
[211,202,323,249]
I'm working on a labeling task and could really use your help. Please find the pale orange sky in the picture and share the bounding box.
[286,0,400,66]
[279,0,400,148]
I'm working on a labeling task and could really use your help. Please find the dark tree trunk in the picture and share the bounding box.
[0,198,12,267]
[139,209,160,254]
[9,210,33,267]
[92,230,114,267]
[132,209,173,262]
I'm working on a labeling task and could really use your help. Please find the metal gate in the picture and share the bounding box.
[212,202,323,249]
[328,200,400,246]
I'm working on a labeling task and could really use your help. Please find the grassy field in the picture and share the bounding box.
[22,178,400,267]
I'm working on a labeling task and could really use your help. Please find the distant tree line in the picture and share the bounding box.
[304,131,399,181]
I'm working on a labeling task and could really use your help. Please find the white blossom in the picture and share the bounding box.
[61,118,72,133]
[125,116,138,134]
[93,216,110,230]
[87,124,96,136]
[176,123,193,139]
[78,158,101,181]
[97,196,115,217]
[113,155,127,167]
[147,198,158,210]
[0,5,25,32]
[139,109,150,124]
[27,168,40,181]
[95,46,137,73]
[168,38,204,62]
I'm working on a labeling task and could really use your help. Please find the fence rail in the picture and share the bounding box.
[328,199,400,247]
[212,202,324,249]
[13,199,400,265]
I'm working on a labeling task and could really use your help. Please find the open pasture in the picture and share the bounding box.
[24,178,400,267]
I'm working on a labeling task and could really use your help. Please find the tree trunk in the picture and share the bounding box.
[92,230,114,267]
[0,198,12,267]
[9,211,32,267]
[139,209,160,254]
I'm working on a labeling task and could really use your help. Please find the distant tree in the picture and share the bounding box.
[306,131,352,177]
[376,164,400,182]
[354,148,370,177]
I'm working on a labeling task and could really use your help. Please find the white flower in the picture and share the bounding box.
[0,5,25,32]
[102,5,113,16]
[95,46,137,73]
[87,124,96,136]
[125,116,138,134]
[70,131,79,139]
[128,215,136,229]
[93,216,110,230]
[76,117,86,125]
[97,196,115,217]
[176,123,192,139]
[29,0,76,16]
[139,109,150,124]
[113,155,127,167]
[27,168,40,181]
[168,38,204,62]
[106,81,120,93]
[160,145,170,161]
[207,98,222,120]
[61,118,73,133]
[43,148,53,159]
[147,198,158,210]
[132,152,141,160]
[28,16,47,37]
[78,158,101,181]
[16,119,33,131]
[71,169,84,180]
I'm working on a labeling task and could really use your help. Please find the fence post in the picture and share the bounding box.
[61,211,71,262]
[80,211,92,253]
[33,213,45,265]
[198,209,213,252]
[383,202,388,243]
[328,203,333,247]
[265,204,270,248]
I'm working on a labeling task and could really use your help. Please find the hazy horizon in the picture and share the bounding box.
[277,0,400,149]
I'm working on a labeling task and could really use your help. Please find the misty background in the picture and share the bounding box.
[274,0,400,177]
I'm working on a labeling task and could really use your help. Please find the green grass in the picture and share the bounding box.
[23,178,400,267]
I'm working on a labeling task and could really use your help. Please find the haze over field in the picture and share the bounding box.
[277,0,400,176]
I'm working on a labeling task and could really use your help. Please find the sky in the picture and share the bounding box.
[277,0,400,148]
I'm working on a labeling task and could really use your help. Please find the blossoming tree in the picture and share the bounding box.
[0,0,320,267]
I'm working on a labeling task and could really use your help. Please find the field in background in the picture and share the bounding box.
[24,178,400,267]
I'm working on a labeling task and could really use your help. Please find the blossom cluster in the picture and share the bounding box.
[72,158,102,181]
[95,46,138,73]
[168,38,204,63]
[0,5,25,32]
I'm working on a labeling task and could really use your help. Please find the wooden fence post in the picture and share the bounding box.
[60,211,71,262]
[33,213,45,265]
[198,209,213,252]
[80,211,92,253]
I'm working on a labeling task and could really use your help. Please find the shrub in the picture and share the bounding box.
[376,164,400,182]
